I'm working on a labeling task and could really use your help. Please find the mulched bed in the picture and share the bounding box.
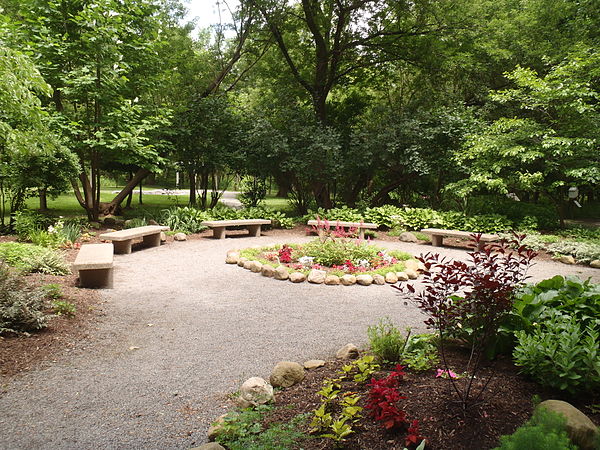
[262,347,600,450]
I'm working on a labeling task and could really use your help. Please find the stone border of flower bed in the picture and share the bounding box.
[225,249,423,286]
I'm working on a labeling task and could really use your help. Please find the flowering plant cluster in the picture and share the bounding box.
[365,364,425,448]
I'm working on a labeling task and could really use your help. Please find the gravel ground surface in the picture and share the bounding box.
[1,231,598,450]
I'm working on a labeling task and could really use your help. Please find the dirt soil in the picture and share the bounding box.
[264,348,600,450]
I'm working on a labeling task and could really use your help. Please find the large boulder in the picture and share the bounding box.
[396,272,409,281]
[237,377,274,408]
[385,272,398,284]
[372,274,385,285]
[325,275,341,285]
[537,400,599,450]
[590,259,600,269]
[261,265,275,277]
[356,274,374,286]
[336,343,359,359]
[225,251,240,264]
[270,361,305,388]
[274,265,289,280]
[307,269,327,284]
[557,255,576,265]
[399,232,419,243]
[289,272,306,283]
[340,275,356,286]
[404,259,420,272]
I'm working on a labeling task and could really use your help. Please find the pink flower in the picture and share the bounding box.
[435,369,458,379]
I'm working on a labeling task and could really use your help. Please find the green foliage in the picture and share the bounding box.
[463,214,513,233]
[299,239,408,268]
[547,240,600,264]
[42,283,62,300]
[0,264,48,334]
[0,242,69,275]
[159,207,210,234]
[401,334,440,372]
[308,206,363,223]
[494,407,577,450]
[239,177,268,208]
[556,225,600,242]
[52,300,76,317]
[124,218,148,229]
[363,205,405,229]
[215,406,309,450]
[368,317,405,363]
[340,355,380,383]
[513,312,599,394]
[13,210,54,239]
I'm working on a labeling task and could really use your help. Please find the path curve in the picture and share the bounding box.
[1,233,597,449]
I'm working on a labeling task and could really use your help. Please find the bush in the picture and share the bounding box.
[239,176,268,208]
[363,205,405,228]
[547,240,600,263]
[0,242,70,275]
[494,407,577,450]
[513,312,600,395]
[308,206,363,223]
[124,217,148,229]
[42,283,63,300]
[159,207,211,234]
[0,264,48,334]
[368,318,405,363]
[52,300,76,317]
[463,214,513,233]
[12,210,54,239]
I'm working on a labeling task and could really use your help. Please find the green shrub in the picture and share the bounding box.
[556,225,600,242]
[309,206,363,223]
[363,205,405,228]
[12,210,54,239]
[239,176,268,208]
[547,240,600,263]
[215,406,309,450]
[368,317,405,363]
[395,207,441,231]
[494,407,577,450]
[42,283,63,300]
[29,229,64,248]
[401,333,440,371]
[60,222,81,243]
[159,207,211,234]
[124,217,148,229]
[513,312,600,395]
[52,300,76,317]
[463,214,513,233]
[0,264,48,334]
[0,242,70,275]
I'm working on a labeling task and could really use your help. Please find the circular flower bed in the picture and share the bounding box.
[226,238,421,286]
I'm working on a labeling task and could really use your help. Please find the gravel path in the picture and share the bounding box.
[1,233,598,449]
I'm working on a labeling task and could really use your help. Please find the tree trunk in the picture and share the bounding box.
[39,188,48,211]
[188,169,196,206]
[101,168,151,216]
[126,171,134,208]
[138,179,143,205]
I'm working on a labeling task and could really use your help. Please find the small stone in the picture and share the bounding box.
[372,274,385,285]
[207,414,228,441]
[356,274,374,286]
[289,272,306,283]
[274,265,289,280]
[537,400,599,450]
[304,359,326,369]
[237,257,248,267]
[249,261,263,273]
[128,346,140,351]
[590,260,600,269]
[148,219,159,226]
[556,255,575,265]
[399,232,418,243]
[191,443,226,450]
[336,343,359,359]
[89,221,101,229]
[160,232,167,242]
[307,269,327,284]
[261,265,275,277]
[174,232,187,241]
[405,269,418,279]
[340,274,357,286]
[385,272,398,284]
[324,275,341,285]
[124,219,134,228]
[396,272,409,281]
[225,251,240,264]
[270,361,305,388]
[238,377,274,407]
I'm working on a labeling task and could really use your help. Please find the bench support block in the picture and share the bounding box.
[142,233,161,248]
[247,225,261,237]
[431,235,444,247]
[113,240,132,254]
[213,227,226,239]
[79,268,113,289]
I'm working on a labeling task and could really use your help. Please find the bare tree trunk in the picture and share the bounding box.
[188,169,197,206]
[39,188,48,211]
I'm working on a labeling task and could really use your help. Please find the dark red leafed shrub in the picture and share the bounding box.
[365,365,409,430]
[405,419,425,448]
[278,245,293,263]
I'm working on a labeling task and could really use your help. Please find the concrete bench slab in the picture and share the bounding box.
[100,225,169,254]
[420,228,499,250]
[201,219,271,239]
[307,220,378,239]
[72,243,114,288]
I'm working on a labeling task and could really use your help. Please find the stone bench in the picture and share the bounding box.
[307,220,378,240]
[72,243,114,288]
[99,225,169,254]
[420,228,500,250]
[201,219,271,239]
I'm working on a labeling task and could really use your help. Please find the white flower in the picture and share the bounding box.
[356,259,370,268]
[47,225,55,233]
